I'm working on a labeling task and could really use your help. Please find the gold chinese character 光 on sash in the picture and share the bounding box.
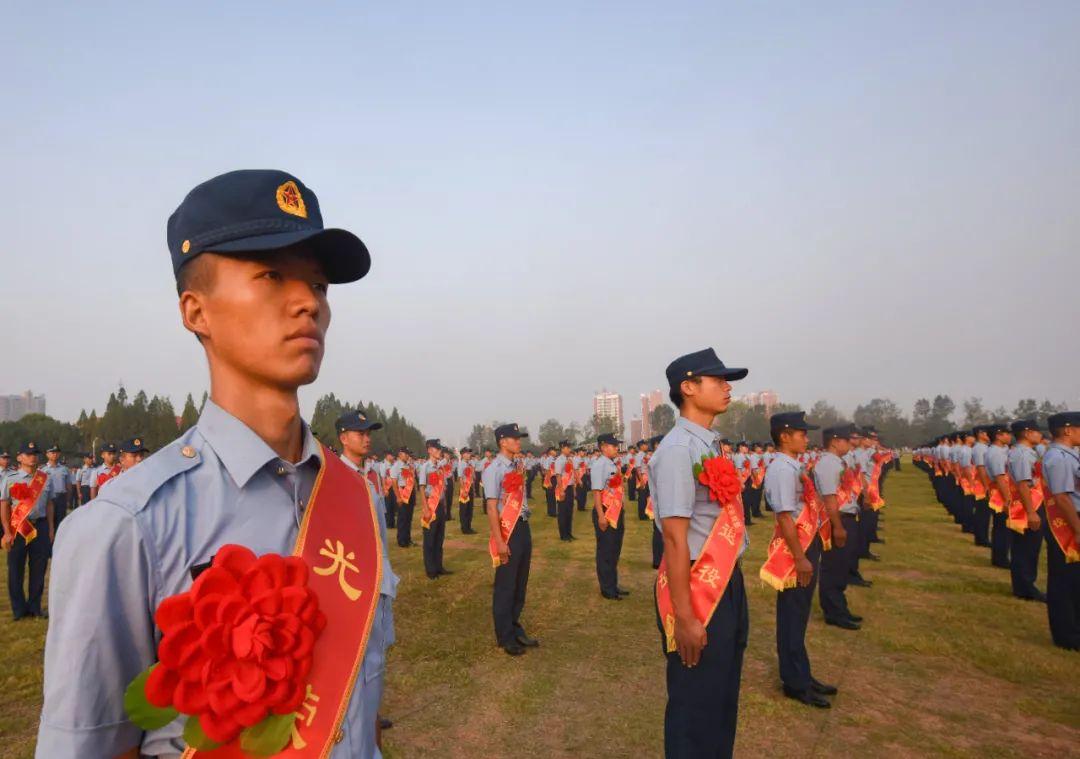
[314,539,363,601]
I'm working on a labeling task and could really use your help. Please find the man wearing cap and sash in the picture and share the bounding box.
[391,447,417,548]
[1,441,55,620]
[761,412,838,708]
[39,170,392,758]
[1041,412,1080,650]
[118,437,151,473]
[91,442,121,499]
[483,423,538,657]
[814,425,861,630]
[417,439,451,579]
[985,425,1015,569]
[650,348,749,759]
[554,440,576,541]
[457,448,478,535]
[76,451,95,507]
[591,432,628,599]
[41,445,73,527]
[1006,419,1047,602]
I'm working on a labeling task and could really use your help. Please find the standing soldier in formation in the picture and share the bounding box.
[90,442,120,499]
[651,348,749,759]
[1,442,55,620]
[391,447,417,548]
[591,432,627,600]
[541,446,557,518]
[458,447,478,535]
[483,424,538,656]
[76,452,95,507]
[554,440,576,541]
[42,445,73,526]
[418,439,451,579]
[1006,419,1047,602]
[815,425,860,630]
[1041,412,1080,651]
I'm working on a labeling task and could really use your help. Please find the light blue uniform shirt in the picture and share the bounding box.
[0,468,52,520]
[648,417,749,561]
[77,464,95,487]
[415,458,444,497]
[389,459,412,489]
[985,445,1010,478]
[957,446,973,468]
[589,455,617,492]
[338,454,400,601]
[814,451,858,515]
[763,453,804,517]
[1043,443,1080,513]
[41,461,71,496]
[1008,445,1038,484]
[38,401,393,759]
[972,442,989,468]
[481,454,530,518]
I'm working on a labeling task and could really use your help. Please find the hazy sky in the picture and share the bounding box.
[4,2,1079,445]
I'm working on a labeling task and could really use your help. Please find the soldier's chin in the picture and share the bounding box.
[277,357,323,387]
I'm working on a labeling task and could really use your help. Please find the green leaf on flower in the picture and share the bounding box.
[183,715,222,751]
[123,665,179,730]
[240,713,297,756]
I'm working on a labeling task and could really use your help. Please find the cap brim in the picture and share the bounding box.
[208,227,370,284]
[698,364,748,381]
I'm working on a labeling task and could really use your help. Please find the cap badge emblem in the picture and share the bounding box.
[276,180,308,219]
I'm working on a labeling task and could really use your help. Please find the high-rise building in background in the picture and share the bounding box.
[734,389,780,414]
[0,390,47,422]
[640,389,665,438]
[593,389,624,438]
[630,418,643,443]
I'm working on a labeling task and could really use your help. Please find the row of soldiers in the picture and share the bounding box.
[0,438,149,621]
[913,414,1080,650]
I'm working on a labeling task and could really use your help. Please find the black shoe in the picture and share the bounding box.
[600,592,623,601]
[36,610,48,619]
[502,642,526,656]
[438,569,454,576]
[516,634,540,648]
[870,538,885,545]
[824,617,861,630]
[379,717,394,730]
[12,613,27,622]
[783,686,831,708]
[617,588,630,596]
[427,573,440,580]
[560,537,572,542]
[850,578,873,588]
[745,520,754,527]
[862,553,881,561]
[1021,591,1047,603]
[847,613,864,623]
[810,678,838,696]
[991,561,1010,569]
[568,535,577,541]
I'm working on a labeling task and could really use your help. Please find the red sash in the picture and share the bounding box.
[383,474,395,499]
[738,461,751,486]
[542,464,554,489]
[751,464,765,489]
[865,454,888,510]
[655,456,745,653]
[555,461,573,501]
[635,468,648,490]
[97,464,121,489]
[183,445,382,758]
[1006,465,1045,533]
[759,475,823,591]
[421,470,445,529]
[7,470,47,543]
[601,474,624,528]
[645,495,655,520]
[969,467,987,499]
[458,465,475,504]
[574,463,587,487]
[397,468,415,504]
[364,469,380,495]
[488,470,525,566]
[1046,499,1080,563]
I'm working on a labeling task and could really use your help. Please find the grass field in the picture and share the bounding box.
[2,461,1078,758]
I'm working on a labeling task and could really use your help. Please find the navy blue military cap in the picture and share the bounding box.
[770,411,819,433]
[335,409,383,433]
[46,444,61,453]
[168,169,370,284]
[425,438,442,449]
[100,442,119,454]
[1048,412,1080,431]
[397,446,411,455]
[558,439,572,448]
[822,424,852,442]
[1010,419,1041,436]
[18,441,42,455]
[665,348,748,388]
[597,433,622,447]
[0,450,10,458]
[494,423,528,441]
[120,437,149,454]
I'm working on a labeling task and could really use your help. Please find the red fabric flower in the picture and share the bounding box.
[9,483,29,501]
[697,456,741,506]
[607,473,623,489]
[143,545,326,744]
[502,470,524,492]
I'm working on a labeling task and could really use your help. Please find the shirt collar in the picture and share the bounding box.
[775,452,801,469]
[339,453,363,473]
[676,415,717,447]
[198,399,321,489]
[496,453,513,467]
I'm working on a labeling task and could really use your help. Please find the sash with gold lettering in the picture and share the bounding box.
[542,463,554,489]
[7,470,47,543]
[751,461,765,489]
[488,470,525,567]
[383,473,395,500]
[420,470,445,529]
[574,461,587,487]
[601,473,624,528]
[458,465,475,504]
[635,466,649,491]
[97,463,121,489]
[969,466,987,500]
[656,454,745,653]
[555,461,573,501]
[156,445,383,758]
[759,474,823,591]
[1042,460,1080,562]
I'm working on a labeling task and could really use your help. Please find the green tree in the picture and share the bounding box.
[649,404,676,437]
[962,397,990,427]
[467,423,495,452]
[537,419,569,450]
[1013,398,1038,420]
[180,394,200,432]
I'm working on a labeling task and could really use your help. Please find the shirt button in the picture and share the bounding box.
[334,729,344,744]
[276,465,287,476]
